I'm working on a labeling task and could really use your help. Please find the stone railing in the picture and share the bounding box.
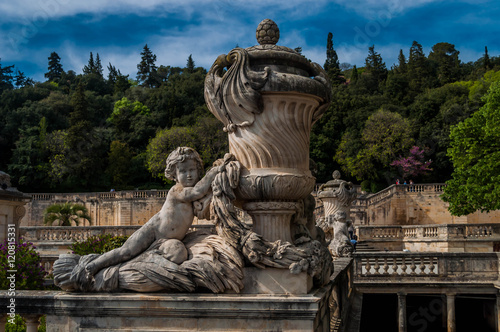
[357,223,500,242]
[356,223,500,252]
[354,252,500,282]
[29,190,170,201]
[21,224,216,243]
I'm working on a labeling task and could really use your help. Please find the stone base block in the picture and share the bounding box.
[242,267,313,295]
[5,287,333,332]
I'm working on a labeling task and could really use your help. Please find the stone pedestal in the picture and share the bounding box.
[5,288,333,332]
[242,267,313,295]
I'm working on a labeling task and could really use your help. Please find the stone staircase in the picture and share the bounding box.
[355,241,379,252]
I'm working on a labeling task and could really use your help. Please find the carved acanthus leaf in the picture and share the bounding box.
[205,48,270,132]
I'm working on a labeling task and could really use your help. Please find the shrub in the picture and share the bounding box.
[0,238,46,290]
[70,234,129,255]
[360,180,371,192]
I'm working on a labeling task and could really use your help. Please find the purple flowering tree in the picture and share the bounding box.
[390,146,432,179]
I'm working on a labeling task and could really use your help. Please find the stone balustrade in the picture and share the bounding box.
[354,252,500,282]
[356,223,500,252]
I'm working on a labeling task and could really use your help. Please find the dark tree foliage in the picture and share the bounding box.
[45,52,63,82]
[0,59,15,93]
[324,32,344,85]
[137,44,159,88]
[1,35,499,201]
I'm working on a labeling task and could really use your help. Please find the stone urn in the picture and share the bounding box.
[317,170,357,220]
[205,19,331,243]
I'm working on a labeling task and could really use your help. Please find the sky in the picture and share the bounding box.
[1,0,499,82]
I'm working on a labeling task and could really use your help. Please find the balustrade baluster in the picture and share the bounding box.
[428,257,436,275]
[382,258,389,274]
[392,258,398,275]
[401,257,407,275]
[419,258,426,275]
[410,258,417,275]
[365,259,371,275]
[373,258,380,275]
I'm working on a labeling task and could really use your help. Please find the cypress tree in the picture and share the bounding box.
[186,54,195,73]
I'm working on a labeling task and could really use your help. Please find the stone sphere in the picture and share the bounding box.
[256,19,280,45]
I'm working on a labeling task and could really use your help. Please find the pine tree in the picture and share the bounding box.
[107,63,119,84]
[137,44,159,88]
[83,52,96,75]
[95,53,103,77]
[0,59,14,92]
[365,45,387,84]
[44,52,63,82]
[186,54,195,73]
[428,42,460,85]
[14,70,33,88]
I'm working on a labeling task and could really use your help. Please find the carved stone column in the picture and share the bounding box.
[205,19,330,244]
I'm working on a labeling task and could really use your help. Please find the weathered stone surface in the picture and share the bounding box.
[317,171,357,257]
[0,171,30,243]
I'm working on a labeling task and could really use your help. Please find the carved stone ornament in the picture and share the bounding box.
[54,153,333,292]
[205,19,332,244]
[317,171,357,257]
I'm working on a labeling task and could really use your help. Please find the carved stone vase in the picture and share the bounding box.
[205,19,331,243]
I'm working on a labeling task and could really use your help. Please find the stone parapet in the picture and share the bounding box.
[357,223,500,252]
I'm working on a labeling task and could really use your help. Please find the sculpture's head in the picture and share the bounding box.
[164,147,204,183]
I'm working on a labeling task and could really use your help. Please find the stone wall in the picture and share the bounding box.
[21,190,169,227]
[351,184,500,226]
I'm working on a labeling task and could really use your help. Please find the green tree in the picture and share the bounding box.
[408,41,435,92]
[43,202,91,226]
[324,32,344,84]
[360,45,387,93]
[442,81,500,215]
[83,52,96,75]
[44,52,63,82]
[0,59,14,93]
[137,44,159,88]
[336,109,413,181]
[428,42,460,85]
[106,140,132,187]
[186,54,195,73]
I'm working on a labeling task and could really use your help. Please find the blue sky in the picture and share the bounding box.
[1,0,499,82]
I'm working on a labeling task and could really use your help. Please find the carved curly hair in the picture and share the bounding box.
[164,147,204,182]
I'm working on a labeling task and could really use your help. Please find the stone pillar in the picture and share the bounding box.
[447,293,456,332]
[24,314,41,332]
[398,292,407,332]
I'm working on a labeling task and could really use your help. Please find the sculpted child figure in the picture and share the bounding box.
[85,147,220,277]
